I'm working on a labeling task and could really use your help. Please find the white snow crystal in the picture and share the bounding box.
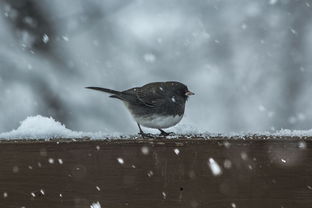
[281,159,286,163]
[290,28,297,35]
[117,158,124,164]
[269,0,278,5]
[173,148,180,155]
[42,34,49,43]
[48,158,54,164]
[208,158,222,176]
[90,201,101,208]
[298,141,306,149]
[224,159,232,169]
[96,186,101,191]
[143,53,156,63]
[40,189,45,195]
[3,192,8,198]
[171,96,176,102]
[58,158,63,165]
[141,146,150,155]
[161,191,167,199]
[240,152,248,160]
[147,170,154,177]
[62,36,69,41]
[231,202,237,208]
[12,166,19,173]
[258,105,266,112]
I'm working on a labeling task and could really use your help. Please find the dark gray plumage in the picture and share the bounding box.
[86,81,194,137]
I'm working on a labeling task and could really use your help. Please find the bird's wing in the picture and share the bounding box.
[123,84,167,108]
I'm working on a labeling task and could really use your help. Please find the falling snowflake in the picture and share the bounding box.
[90,201,101,208]
[117,158,124,164]
[141,146,150,155]
[208,158,222,176]
[48,158,54,164]
[42,34,49,43]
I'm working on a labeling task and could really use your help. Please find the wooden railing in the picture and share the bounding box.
[0,136,311,208]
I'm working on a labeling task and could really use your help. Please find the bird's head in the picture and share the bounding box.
[168,81,194,100]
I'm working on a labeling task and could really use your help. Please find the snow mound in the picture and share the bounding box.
[272,129,312,137]
[0,115,312,140]
[0,115,119,139]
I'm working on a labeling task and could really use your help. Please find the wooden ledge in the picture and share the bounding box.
[0,136,311,208]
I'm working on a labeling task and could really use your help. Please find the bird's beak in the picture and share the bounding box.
[185,91,195,96]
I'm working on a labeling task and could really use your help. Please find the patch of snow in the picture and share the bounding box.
[208,158,222,176]
[272,129,312,137]
[1,115,312,140]
[0,115,121,139]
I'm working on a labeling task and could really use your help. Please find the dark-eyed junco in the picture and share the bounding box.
[86,81,194,137]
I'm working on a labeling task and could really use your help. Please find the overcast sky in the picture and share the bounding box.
[1,0,312,134]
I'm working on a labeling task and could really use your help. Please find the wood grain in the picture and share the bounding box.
[0,137,311,208]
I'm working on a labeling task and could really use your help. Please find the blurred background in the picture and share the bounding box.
[0,0,312,134]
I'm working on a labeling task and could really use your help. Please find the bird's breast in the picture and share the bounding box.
[134,114,183,129]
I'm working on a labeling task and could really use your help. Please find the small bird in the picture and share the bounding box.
[86,81,194,137]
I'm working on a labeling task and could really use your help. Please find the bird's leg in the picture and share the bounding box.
[158,129,174,137]
[137,123,154,138]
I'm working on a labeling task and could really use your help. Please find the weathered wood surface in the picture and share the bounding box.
[0,137,311,208]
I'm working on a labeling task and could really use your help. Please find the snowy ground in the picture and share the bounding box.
[0,115,312,140]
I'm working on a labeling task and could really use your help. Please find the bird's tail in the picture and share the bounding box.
[85,87,122,99]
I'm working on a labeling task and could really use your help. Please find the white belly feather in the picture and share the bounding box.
[134,114,183,129]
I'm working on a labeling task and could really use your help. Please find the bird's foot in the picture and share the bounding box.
[138,132,155,139]
[158,129,174,137]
